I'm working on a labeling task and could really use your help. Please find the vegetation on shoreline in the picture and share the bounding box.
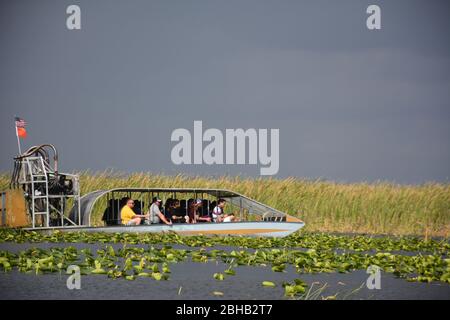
[1,172,449,237]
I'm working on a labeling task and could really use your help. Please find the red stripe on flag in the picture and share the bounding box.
[17,127,27,138]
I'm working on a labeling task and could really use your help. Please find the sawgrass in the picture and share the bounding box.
[0,171,449,237]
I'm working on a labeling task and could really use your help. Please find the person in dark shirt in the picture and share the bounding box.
[167,199,185,223]
[187,199,211,223]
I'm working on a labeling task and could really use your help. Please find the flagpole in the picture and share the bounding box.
[14,116,22,155]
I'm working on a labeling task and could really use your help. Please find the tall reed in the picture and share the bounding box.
[1,172,448,237]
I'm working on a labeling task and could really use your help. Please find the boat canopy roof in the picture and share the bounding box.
[106,188,240,199]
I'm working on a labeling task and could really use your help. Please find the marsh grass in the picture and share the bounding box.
[0,171,449,237]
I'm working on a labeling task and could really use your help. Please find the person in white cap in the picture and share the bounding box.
[148,197,172,225]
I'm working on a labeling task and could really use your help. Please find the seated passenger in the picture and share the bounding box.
[167,199,184,223]
[196,199,212,223]
[186,199,207,223]
[164,198,174,221]
[212,199,236,223]
[186,199,196,223]
[147,197,172,225]
[121,198,149,226]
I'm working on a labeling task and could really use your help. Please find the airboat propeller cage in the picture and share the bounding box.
[6,144,82,228]
[69,188,302,227]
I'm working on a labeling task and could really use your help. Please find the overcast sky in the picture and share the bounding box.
[1,0,449,184]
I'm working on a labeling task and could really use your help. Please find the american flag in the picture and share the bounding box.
[15,117,27,128]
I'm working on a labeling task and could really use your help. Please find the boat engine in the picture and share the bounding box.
[4,144,81,228]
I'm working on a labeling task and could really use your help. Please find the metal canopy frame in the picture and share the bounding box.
[70,187,287,227]
[13,155,81,229]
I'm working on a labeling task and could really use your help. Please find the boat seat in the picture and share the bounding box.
[262,211,285,222]
[179,200,187,210]
[262,211,271,221]
[201,199,210,216]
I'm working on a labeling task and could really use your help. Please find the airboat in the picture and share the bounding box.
[0,144,305,237]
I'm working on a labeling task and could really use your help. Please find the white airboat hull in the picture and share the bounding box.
[31,221,305,238]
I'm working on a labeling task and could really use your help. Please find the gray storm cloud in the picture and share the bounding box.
[0,0,449,183]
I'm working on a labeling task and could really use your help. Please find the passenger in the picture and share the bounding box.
[196,200,212,223]
[147,197,172,225]
[186,199,205,223]
[121,198,149,226]
[212,199,236,223]
[168,199,184,223]
[164,198,174,221]
[186,199,196,223]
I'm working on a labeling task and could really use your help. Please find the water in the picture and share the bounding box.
[0,263,449,300]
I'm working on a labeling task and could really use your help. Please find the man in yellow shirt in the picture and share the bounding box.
[121,198,149,225]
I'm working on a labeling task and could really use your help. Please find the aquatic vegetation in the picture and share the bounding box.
[0,230,449,286]
[213,273,225,281]
[283,279,308,297]
[0,228,449,301]
[262,281,276,287]
[1,230,448,254]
